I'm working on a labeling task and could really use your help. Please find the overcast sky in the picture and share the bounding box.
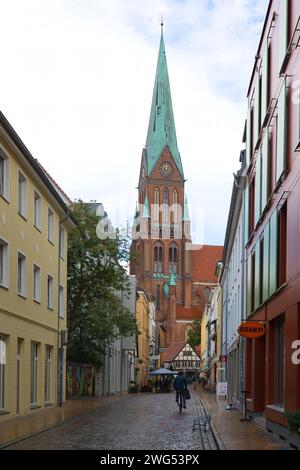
[0,0,269,245]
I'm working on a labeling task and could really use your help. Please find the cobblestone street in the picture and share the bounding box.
[5,392,208,450]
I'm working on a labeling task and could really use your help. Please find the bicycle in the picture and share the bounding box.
[177,391,185,414]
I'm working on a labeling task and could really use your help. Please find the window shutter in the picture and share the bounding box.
[247,255,252,317]
[279,0,289,71]
[269,210,278,296]
[244,182,250,244]
[261,44,269,124]
[263,222,270,303]
[261,130,270,211]
[254,242,261,310]
[254,153,262,227]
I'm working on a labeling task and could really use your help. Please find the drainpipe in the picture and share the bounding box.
[225,266,229,404]
[240,181,246,410]
[57,210,70,407]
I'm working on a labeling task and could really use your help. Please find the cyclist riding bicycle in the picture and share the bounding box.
[174,371,188,409]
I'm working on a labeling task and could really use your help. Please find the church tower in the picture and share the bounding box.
[131,23,192,349]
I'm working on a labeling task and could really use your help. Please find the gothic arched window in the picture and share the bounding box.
[154,187,160,221]
[163,188,169,223]
[154,242,163,273]
[169,243,178,274]
[163,188,169,205]
[172,189,178,224]
[145,242,150,272]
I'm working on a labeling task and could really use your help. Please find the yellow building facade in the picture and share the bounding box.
[0,112,75,421]
[199,264,223,390]
[135,290,150,388]
[200,303,208,378]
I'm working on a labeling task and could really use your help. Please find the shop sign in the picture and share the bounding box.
[216,382,227,396]
[238,322,266,339]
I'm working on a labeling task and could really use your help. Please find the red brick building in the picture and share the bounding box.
[130,25,222,353]
[245,0,300,446]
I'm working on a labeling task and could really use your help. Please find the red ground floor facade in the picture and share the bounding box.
[245,278,300,446]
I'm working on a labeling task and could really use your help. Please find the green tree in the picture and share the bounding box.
[188,320,201,348]
[67,201,136,366]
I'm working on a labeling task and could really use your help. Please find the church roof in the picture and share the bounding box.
[145,25,184,178]
[191,245,223,283]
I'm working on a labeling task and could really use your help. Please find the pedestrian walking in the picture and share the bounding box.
[174,371,188,409]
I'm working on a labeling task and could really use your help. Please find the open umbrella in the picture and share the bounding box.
[149,368,178,376]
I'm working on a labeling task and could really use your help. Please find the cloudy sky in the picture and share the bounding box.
[0,0,269,245]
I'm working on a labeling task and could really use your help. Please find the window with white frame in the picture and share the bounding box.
[33,264,41,302]
[18,171,27,218]
[44,345,52,402]
[48,208,54,243]
[59,285,64,318]
[0,335,5,410]
[47,275,54,310]
[34,191,41,230]
[59,226,64,258]
[0,151,9,200]
[0,239,8,288]
[17,252,26,296]
[30,342,38,405]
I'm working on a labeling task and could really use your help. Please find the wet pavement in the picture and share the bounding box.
[5,391,205,450]
[199,391,291,451]
[2,390,292,450]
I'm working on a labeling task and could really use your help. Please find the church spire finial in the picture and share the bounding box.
[161,17,164,30]
[145,21,184,178]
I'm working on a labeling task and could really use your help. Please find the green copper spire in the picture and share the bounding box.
[169,272,176,287]
[133,202,139,224]
[142,193,151,219]
[145,25,184,178]
[183,195,191,222]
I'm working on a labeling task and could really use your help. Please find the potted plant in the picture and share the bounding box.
[285,411,300,435]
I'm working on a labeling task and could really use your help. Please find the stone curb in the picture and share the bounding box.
[199,397,227,450]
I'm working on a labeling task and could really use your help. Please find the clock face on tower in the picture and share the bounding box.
[160,162,173,176]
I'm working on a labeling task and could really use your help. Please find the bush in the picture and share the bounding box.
[285,411,300,435]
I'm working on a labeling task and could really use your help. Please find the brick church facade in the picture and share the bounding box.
[130,24,223,354]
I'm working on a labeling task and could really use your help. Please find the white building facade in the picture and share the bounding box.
[220,151,246,409]
[205,287,219,389]
[96,275,137,396]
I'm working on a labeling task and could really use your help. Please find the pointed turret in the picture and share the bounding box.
[183,195,191,222]
[133,202,139,224]
[169,272,176,287]
[145,24,184,178]
[142,193,151,219]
